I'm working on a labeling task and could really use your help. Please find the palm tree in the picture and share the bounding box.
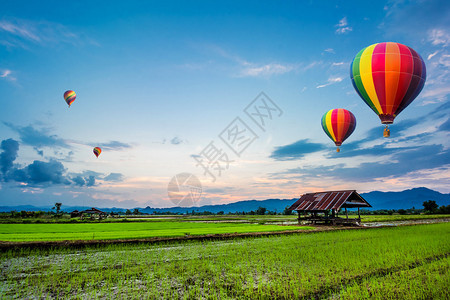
[53,203,62,215]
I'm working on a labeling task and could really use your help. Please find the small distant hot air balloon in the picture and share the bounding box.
[350,42,426,137]
[321,109,356,152]
[93,147,101,158]
[64,90,76,108]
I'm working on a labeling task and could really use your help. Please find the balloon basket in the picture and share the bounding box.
[336,147,340,153]
[383,125,390,138]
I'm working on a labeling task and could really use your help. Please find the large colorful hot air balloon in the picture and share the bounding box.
[321,109,356,152]
[64,90,76,108]
[93,147,101,158]
[350,42,426,137]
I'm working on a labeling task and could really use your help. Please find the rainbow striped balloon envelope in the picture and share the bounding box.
[350,42,426,124]
[93,147,102,158]
[321,109,356,152]
[64,90,76,107]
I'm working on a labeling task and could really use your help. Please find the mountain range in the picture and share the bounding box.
[0,187,448,213]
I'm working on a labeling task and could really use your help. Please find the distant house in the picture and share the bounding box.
[71,208,108,220]
[288,190,371,226]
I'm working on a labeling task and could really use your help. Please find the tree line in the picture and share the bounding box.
[1,200,449,218]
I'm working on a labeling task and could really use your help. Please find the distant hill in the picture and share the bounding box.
[141,198,297,214]
[0,187,448,213]
[361,187,449,210]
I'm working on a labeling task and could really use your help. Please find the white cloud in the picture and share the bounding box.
[427,51,439,60]
[0,69,16,81]
[335,17,352,34]
[208,44,251,66]
[421,46,450,104]
[338,17,348,27]
[240,63,296,77]
[332,62,345,66]
[170,136,184,145]
[421,86,450,104]
[189,44,318,78]
[324,48,335,54]
[0,69,11,77]
[428,29,450,47]
[438,54,450,67]
[206,44,299,78]
[336,27,352,34]
[0,18,97,48]
[0,20,40,41]
[316,77,343,88]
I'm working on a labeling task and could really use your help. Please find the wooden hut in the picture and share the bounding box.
[72,208,108,220]
[288,190,371,226]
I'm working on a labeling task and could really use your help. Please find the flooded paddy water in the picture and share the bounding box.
[363,217,450,227]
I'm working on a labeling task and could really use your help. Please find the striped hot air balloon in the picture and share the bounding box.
[64,90,76,107]
[93,147,102,158]
[350,42,426,137]
[321,109,356,152]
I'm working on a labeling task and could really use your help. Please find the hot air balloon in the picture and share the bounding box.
[350,42,426,137]
[321,109,356,152]
[64,90,76,108]
[93,147,101,158]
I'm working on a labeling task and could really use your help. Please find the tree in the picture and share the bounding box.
[438,205,450,214]
[397,209,407,215]
[283,206,293,215]
[256,206,266,215]
[217,211,224,215]
[53,203,62,215]
[125,209,132,215]
[423,200,438,213]
[133,208,140,215]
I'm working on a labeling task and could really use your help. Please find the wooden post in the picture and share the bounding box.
[358,207,360,219]
[345,207,348,219]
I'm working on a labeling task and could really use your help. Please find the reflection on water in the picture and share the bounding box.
[364,218,450,227]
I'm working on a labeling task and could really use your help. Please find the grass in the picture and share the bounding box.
[336,256,450,299]
[0,221,312,242]
[1,222,448,299]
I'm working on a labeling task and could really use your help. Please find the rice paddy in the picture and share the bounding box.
[1,222,449,299]
[0,221,311,242]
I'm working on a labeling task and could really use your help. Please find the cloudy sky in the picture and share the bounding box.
[0,0,449,208]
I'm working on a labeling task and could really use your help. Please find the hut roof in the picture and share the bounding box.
[80,207,107,214]
[288,190,371,211]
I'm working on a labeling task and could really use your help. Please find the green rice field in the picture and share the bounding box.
[1,222,449,299]
[1,213,447,225]
[2,214,447,243]
[0,221,312,242]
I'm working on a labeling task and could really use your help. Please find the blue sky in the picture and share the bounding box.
[0,0,449,208]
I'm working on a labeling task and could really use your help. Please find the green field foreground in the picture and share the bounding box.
[0,221,312,242]
[1,223,449,299]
